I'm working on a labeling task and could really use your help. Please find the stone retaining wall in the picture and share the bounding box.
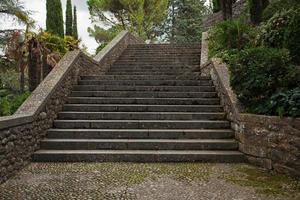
[202,0,248,31]
[200,32,300,178]
[0,31,144,184]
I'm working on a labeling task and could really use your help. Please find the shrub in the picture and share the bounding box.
[208,18,254,58]
[0,91,30,116]
[263,0,300,21]
[266,87,300,117]
[38,31,79,56]
[257,8,300,64]
[0,69,21,92]
[228,47,300,114]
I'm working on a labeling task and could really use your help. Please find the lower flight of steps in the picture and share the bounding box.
[33,44,245,162]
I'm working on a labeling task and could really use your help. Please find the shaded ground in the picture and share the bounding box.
[0,163,299,200]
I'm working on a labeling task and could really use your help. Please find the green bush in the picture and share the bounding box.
[263,0,300,21]
[0,91,30,116]
[228,47,300,115]
[0,69,21,92]
[257,8,300,64]
[208,18,254,58]
[266,87,300,117]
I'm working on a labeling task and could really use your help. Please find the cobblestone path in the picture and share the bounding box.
[0,163,299,200]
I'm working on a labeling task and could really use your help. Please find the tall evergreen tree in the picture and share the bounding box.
[65,0,73,36]
[72,6,78,39]
[46,0,64,37]
[160,0,208,43]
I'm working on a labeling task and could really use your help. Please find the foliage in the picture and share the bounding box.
[159,0,209,43]
[88,25,121,53]
[263,0,300,21]
[65,0,73,36]
[248,0,269,24]
[266,87,300,117]
[87,0,168,39]
[172,0,208,43]
[0,91,30,116]
[208,18,254,58]
[212,0,221,13]
[38,31,79,56]
[0,0,33,47]
[227,47,300,116]
[73,6,78,39]
[257,8,300,64]
[0,68,20,92]
[46,0,64,37]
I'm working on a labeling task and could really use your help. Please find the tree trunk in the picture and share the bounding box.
[249,0,269,24]
[220,0,233,20]
[28,38,41,92]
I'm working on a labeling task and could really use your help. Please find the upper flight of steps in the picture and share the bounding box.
[33,44,245,162]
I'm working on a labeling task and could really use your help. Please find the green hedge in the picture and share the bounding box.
[258,8,300,64]
[228,47,300,117]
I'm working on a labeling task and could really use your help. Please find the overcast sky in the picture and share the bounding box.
[0,0,211,54]
[0,0,99,54]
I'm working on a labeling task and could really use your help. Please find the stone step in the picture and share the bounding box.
[78,75,201,80]
[106,72,198,75]
[111,64,199,68]
[118,56,199,60]
[63,104,223,112]
[80,76,210,81]
[114,62,200,66]
[70,91,217,98]
[40,139,238,150]
[46,129,234,139]
[67,97,220,105]
[53,120,230,129]
[73,85,214,92]
[78,80,212,86]
[33,150,245,162]
[58,112,226,120]
[107,69,200,73]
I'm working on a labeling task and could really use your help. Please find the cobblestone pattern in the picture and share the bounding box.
[202,0,248,31]
[200,32,300,178]
[0,163,299,200]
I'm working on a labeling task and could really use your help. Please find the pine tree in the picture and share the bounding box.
[72,6,78,39]
[65,0,73,36]
[46,0,64,37]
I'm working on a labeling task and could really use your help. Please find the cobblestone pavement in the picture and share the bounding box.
[0,163,299,200]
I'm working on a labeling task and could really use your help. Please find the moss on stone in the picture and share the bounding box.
[225,164,300,196]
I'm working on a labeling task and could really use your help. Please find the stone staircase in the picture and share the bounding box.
[33,44,245,162]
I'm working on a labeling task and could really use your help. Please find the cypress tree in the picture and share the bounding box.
[73,6,78,39]
[46,0,64,37]
[65,0,73,36]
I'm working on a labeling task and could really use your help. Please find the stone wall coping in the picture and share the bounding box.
[211,58,242,118]
[94,30,128,62]
[0,50,82,130]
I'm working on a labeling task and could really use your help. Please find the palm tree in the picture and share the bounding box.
[0,0,33,92]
